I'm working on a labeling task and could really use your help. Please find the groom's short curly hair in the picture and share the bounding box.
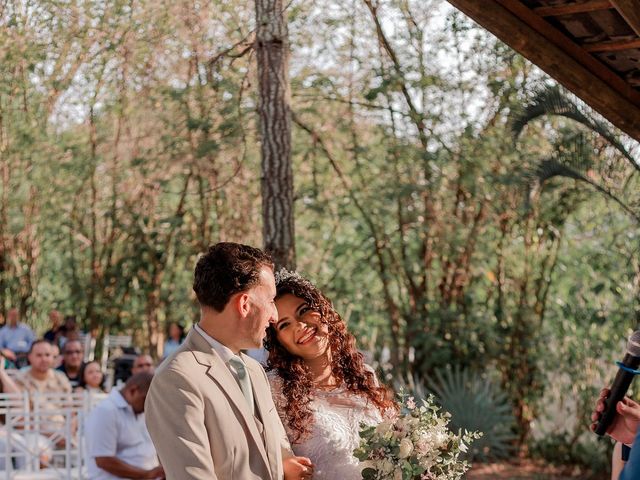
[193,242,273,312]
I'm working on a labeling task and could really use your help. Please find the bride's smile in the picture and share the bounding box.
[297,327,318,345]
[274,294,330,359]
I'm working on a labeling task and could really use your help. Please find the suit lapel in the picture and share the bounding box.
[243,354,280,480]
[186,330,272,478]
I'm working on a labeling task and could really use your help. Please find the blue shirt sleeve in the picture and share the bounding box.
[25,326,35,347]
[620,430,640,480]
[86,405,118,458]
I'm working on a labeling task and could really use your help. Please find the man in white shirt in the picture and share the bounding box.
[85,373,164,479]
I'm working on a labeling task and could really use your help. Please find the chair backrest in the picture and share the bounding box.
[0,390,108,479]
[83,391,108,412]
[0,391,29,416]
[31,391,85,414]
[78,332,96,363]
[106,335,132,349]
[4,404,83,478]
[100,334,133,371]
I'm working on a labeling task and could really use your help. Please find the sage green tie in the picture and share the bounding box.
[228,355,255,415]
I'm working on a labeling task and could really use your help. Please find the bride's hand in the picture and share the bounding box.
[283,456,314,480]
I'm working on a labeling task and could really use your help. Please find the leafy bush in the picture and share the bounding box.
[529,432,612,477]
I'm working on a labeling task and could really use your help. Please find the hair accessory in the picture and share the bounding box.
[274,268,306,286]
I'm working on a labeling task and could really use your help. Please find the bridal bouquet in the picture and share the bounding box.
[354,394,481,480]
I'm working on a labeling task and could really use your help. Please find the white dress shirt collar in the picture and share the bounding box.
[193,323,237,365]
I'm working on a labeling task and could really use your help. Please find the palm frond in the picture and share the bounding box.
[524,133,640,223]
[510,85,638,172]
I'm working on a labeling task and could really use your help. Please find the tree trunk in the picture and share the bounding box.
[255,0,295,270]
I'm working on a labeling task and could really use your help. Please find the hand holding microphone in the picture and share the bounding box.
[591,387,640,444]
[592,330,640,441]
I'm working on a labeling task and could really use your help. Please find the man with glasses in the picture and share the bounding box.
[57,340,84,388]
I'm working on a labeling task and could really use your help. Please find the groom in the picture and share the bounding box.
[145,242,313,479]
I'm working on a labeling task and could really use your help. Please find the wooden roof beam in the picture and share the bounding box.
[611,0,640,37]
[583,38,640,52]
[446,0,640,141]
[534,0,612,17]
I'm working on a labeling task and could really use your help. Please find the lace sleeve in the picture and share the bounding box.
[266,371,287,415]
[266,371,294,457]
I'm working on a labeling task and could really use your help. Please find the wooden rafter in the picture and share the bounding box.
[583,38,640,52]
[611,0,640,37]
[446,0,640,140]
[534,0,612,17]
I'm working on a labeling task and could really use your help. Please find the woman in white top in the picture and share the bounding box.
[75,360,105,393]
[265,271,396,480]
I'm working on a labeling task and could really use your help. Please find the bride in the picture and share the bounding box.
[265,271,396,480]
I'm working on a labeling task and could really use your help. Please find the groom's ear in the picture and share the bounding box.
[234,292,251,318]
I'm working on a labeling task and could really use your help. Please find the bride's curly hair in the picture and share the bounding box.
[264,271,396,443]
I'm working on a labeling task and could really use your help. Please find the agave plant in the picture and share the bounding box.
[397,367,517,462]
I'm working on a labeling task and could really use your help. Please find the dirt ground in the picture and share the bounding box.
[466,460,608,480]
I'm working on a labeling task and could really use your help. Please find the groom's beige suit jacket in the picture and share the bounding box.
[145,329,292,480]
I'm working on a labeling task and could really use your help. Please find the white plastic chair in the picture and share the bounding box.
[0,392,30,477]
[2,391,85,479]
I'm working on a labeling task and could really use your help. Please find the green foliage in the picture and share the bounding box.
[530,433,612,476]
[422,367,517,462]
[510,85,635,165]
[1,2,639,475]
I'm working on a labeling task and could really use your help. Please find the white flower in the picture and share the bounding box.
[359,460,376,470]
[375,420,393,436]
[399,437,414,458]
[415,438,431,456]
[380,459,394,474]
[393,467,403,480]
[434,430,449,448]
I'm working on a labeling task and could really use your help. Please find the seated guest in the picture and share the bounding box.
[0,308,35,367]
[85,373,164,479]
[57,340,84,388]
[57,315,81,348]
[14,340,72,439]
[76,360,105,393]
[131,355,155,376]
[15,340,72,396]
[0,362,51,469]
[162,323,185,359]
[43,310,63,344]
[51,343,62,369]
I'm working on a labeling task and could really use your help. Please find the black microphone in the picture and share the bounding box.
[595,330,640,436]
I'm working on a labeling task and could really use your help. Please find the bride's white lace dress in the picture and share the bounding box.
[269,374,382,480]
